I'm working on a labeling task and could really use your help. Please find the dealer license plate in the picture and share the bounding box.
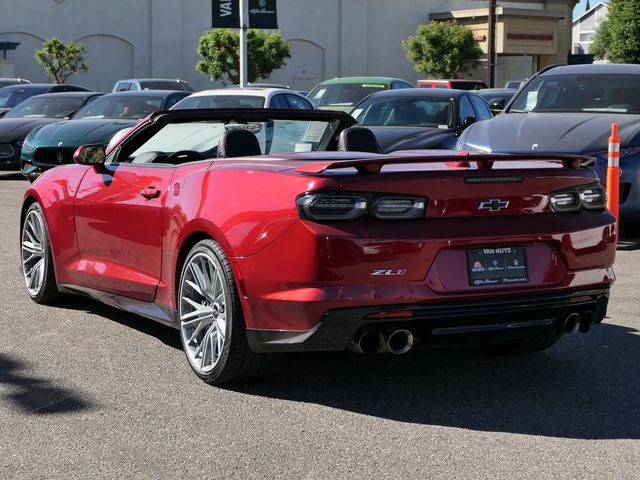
[467,246,528,286]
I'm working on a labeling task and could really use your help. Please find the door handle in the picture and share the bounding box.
[140,186,161,199]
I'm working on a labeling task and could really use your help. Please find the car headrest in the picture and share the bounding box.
[337,127,383,154]
[217,129,262,158]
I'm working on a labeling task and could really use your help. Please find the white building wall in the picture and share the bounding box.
[1,0,570,92]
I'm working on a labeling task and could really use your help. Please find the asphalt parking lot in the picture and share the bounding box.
[1,172,640,479]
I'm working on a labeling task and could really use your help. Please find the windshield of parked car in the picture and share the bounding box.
[352,98,452,127]
[309,83,387,109]
[116,117,342,163]
[0,88,45,109]
[509,73,640,114]
[139,80,194,92]
[4,96,87,118]
[73,95,165,119]
[172,95,265,109]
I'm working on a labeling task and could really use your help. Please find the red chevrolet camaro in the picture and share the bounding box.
[20,108,616,384]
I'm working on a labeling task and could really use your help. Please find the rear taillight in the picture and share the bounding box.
[371,196,425,220]
[296,192,426,222]
[297,193,367,221]
[549,184,606,213]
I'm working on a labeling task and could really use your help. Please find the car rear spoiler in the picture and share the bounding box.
[295,153,595,174]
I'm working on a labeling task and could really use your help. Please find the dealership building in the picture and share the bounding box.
[1,0,576,92]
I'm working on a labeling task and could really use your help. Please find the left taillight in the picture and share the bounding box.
[549,184,606,213]
[296,192,426,222]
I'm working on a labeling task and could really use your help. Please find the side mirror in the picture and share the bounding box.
[462,116,477,129]
[0,110,8,118]
[490,99,505,111]
[74,144,106,166]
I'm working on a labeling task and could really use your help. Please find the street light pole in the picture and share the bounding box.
[239,0,249,87]
[488,0,497,88]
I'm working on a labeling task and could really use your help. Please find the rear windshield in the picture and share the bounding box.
[353,98,452,127]
[309,83,387,108]
[172,95,265,109]
[509,73,640,114]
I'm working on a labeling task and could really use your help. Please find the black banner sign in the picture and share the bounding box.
[211,0,278,29]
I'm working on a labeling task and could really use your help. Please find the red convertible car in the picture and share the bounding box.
[20,109,616,385]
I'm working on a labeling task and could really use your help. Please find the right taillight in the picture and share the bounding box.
[550,184,606,213]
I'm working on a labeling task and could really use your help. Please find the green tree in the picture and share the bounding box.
[403,21,483,79]
[34,38,88,84]
[607,0,640,63]
[196,29,291,84]
[589,19,610,59]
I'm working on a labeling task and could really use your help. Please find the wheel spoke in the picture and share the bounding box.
[22,242,43,255]
[180,309,213,323]
[187,316,213,345]
[27,259,44,289]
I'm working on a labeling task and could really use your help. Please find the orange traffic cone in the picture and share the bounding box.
[606,123,620,226]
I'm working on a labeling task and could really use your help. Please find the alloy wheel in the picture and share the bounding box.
[21,209,47,297]
[179,251,229,374]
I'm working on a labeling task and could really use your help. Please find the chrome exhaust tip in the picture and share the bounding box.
[564,313,580,333]
[387,329,414,355]
[348,330,384,354]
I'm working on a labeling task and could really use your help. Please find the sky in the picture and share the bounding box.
[573,0,607,19]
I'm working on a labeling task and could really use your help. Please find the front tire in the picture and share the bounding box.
[178,239,279,384]
[21,202,62,304]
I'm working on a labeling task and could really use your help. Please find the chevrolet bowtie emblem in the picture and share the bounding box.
[479,199,509,212]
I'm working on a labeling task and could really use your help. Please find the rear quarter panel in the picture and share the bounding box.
[154,161,339,310]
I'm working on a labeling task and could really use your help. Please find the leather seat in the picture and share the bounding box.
[217,129,262,158]
[337,126,383,154]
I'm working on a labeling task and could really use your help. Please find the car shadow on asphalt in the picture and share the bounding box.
[49,297,640,439]
[57,296,182,350]
[229,322,640,440]
[0,353,95,415]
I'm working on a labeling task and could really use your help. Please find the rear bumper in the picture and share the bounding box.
[247,288,610,353]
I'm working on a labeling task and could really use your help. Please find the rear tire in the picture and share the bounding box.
[480,328,563,355]
[20,203,62,304]
[178,239,280,385]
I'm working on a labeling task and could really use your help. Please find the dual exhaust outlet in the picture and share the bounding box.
[351,311,594,355]
[563,311,595,334]
[349,329,414,355]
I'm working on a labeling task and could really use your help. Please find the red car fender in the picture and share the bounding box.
[155,164,340,312]
[22,164,91,286]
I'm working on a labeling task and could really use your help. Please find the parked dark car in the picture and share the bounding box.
[0,92,103,169]
[458,63,640,232]
[0,83,93,117]
[351,88,492,152]
[20,90,190,179]
[475,88,518,114]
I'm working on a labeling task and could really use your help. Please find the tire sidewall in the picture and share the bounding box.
[22,203,54,303]
[178,240,237,383]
